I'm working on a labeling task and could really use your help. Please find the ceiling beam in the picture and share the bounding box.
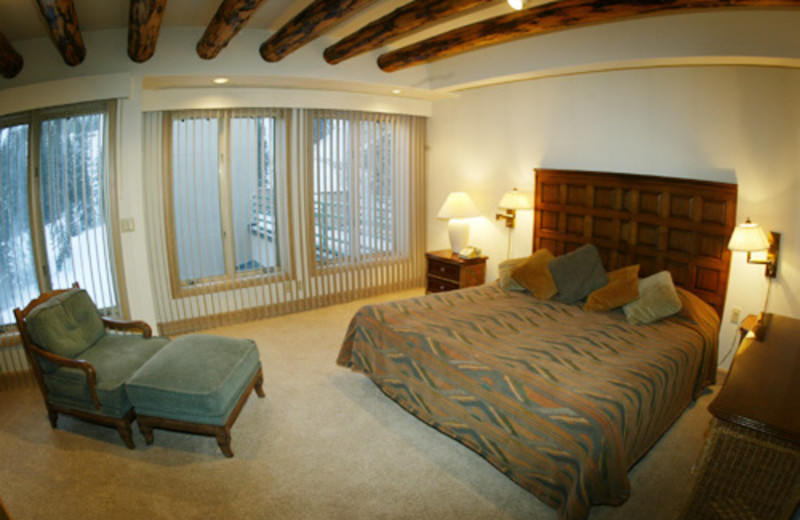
[35,0,86,67]
[378,0,800,72]
[324,0,498,65]
[259,0,379,63]
[197,0,268,59]
[0,32,23,79]
[128,0,167,63]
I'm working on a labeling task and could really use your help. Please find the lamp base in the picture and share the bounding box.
[448,219,470,253]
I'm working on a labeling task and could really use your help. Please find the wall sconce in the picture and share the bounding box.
[437,192,481,253]
[727,218,780,278]
[495,188,532,229]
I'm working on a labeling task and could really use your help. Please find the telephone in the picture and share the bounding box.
[458,246,481,259]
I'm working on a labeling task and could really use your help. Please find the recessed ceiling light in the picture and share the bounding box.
[392,89,403,95]
[213,77,229,85]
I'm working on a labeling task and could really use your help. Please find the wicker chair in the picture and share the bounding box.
[14,284,169,448]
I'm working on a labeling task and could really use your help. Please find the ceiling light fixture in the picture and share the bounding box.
[392,88,403,95]
[212,77,229,85]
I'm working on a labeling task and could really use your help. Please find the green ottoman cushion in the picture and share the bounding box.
[44,335,170,417]
[126,334,261,426]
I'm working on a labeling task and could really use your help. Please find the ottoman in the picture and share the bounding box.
[126,334,264,457]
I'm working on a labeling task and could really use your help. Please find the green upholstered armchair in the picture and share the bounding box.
[14,284,169,448]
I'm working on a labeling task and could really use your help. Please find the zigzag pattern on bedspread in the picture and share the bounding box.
[337,284,718,520]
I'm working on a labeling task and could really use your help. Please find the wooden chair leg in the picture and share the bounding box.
[118,421,135,449]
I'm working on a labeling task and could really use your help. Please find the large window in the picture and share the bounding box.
[168,109,286,289]
[0,102,119,326]
[312,112,396,264]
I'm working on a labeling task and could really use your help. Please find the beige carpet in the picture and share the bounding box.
[0,289,719,520]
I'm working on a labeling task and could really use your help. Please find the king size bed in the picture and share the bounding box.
[337,169,737,520]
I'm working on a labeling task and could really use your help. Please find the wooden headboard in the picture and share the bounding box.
[533,168,737,316]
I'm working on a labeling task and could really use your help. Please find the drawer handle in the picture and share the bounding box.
[439,267,446,272]
[439,284,445,290]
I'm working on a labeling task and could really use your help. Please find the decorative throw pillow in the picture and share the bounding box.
[548,244,608,304]
[623,270,683,324]
[498,257,528,291]
[510,249,557,300]
[584,264,640,312]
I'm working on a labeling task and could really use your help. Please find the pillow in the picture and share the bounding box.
[510,249,557,300]
[548,244,608,304]
[497,257,528,292]
[584,264,640,312]
[623,270,683,324]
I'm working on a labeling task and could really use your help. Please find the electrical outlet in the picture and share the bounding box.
[120,218,135,232]
[730,307,741,324]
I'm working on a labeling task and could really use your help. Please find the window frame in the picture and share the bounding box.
[0,101,121,326]
[163,109,291,298]
[308,111,403,271]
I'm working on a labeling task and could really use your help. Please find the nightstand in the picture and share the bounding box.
[681,314,800,520]
[425,250,487,294]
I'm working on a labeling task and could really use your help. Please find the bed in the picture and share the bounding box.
[337,169,737,520]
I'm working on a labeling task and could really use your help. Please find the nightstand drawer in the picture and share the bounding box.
[426,277,460,293]
[427,259,461,282]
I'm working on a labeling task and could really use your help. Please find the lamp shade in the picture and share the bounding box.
[728,219,770,252]
[498,188,532,210]
[436,192,480,220]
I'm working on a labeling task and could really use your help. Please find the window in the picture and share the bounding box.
[0,102,119,325]
[168,109,286,290]
[312,111,397,264]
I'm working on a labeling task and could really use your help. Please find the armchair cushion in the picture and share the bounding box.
[26,288,106,371]
[44,335,170,417]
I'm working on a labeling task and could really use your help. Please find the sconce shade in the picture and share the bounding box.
[728,219,770,252]
[437,192,480,220]
[498,188,532,210]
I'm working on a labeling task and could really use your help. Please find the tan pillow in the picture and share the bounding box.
[498,257,528,291]
[511,249,557,300]
[584,265,640,312]
[623,270,683,324]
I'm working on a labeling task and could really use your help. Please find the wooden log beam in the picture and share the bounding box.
[324,0,497,65]
[198,0,268,59]
[260,0,379,63]
[378,0,800,72]
[128,0,167,63]
[0,32,23,79]
[35,0,86,67]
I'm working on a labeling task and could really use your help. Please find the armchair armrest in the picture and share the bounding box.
[25,342,101,410]
[101,317,153,339]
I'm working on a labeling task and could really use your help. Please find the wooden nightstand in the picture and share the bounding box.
[681,314,800,520]
[425,250,487,294]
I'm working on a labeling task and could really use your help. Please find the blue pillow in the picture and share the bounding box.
[549,244,608,304]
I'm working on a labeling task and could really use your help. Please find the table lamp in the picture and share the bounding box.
[437,192,480,253]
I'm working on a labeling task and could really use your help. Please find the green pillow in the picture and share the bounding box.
[623,271,683,324]
[498,257,528,292]
[549,244,608,304]
[26,288,106,364]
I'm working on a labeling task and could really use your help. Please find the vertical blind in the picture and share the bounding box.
[143,108,426,335]
[0,101,121,389]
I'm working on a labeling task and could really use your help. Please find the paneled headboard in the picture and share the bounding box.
[533,168,737,316]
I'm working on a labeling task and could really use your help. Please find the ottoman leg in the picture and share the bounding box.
[255,368,265,398]
[138,419,155,445]
[216,427,234,458]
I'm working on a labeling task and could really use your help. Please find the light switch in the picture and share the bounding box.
[121,218,135,232]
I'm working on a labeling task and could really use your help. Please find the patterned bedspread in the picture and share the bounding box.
[337,283,719,520]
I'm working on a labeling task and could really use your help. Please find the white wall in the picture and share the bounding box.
[427,66,800,367]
